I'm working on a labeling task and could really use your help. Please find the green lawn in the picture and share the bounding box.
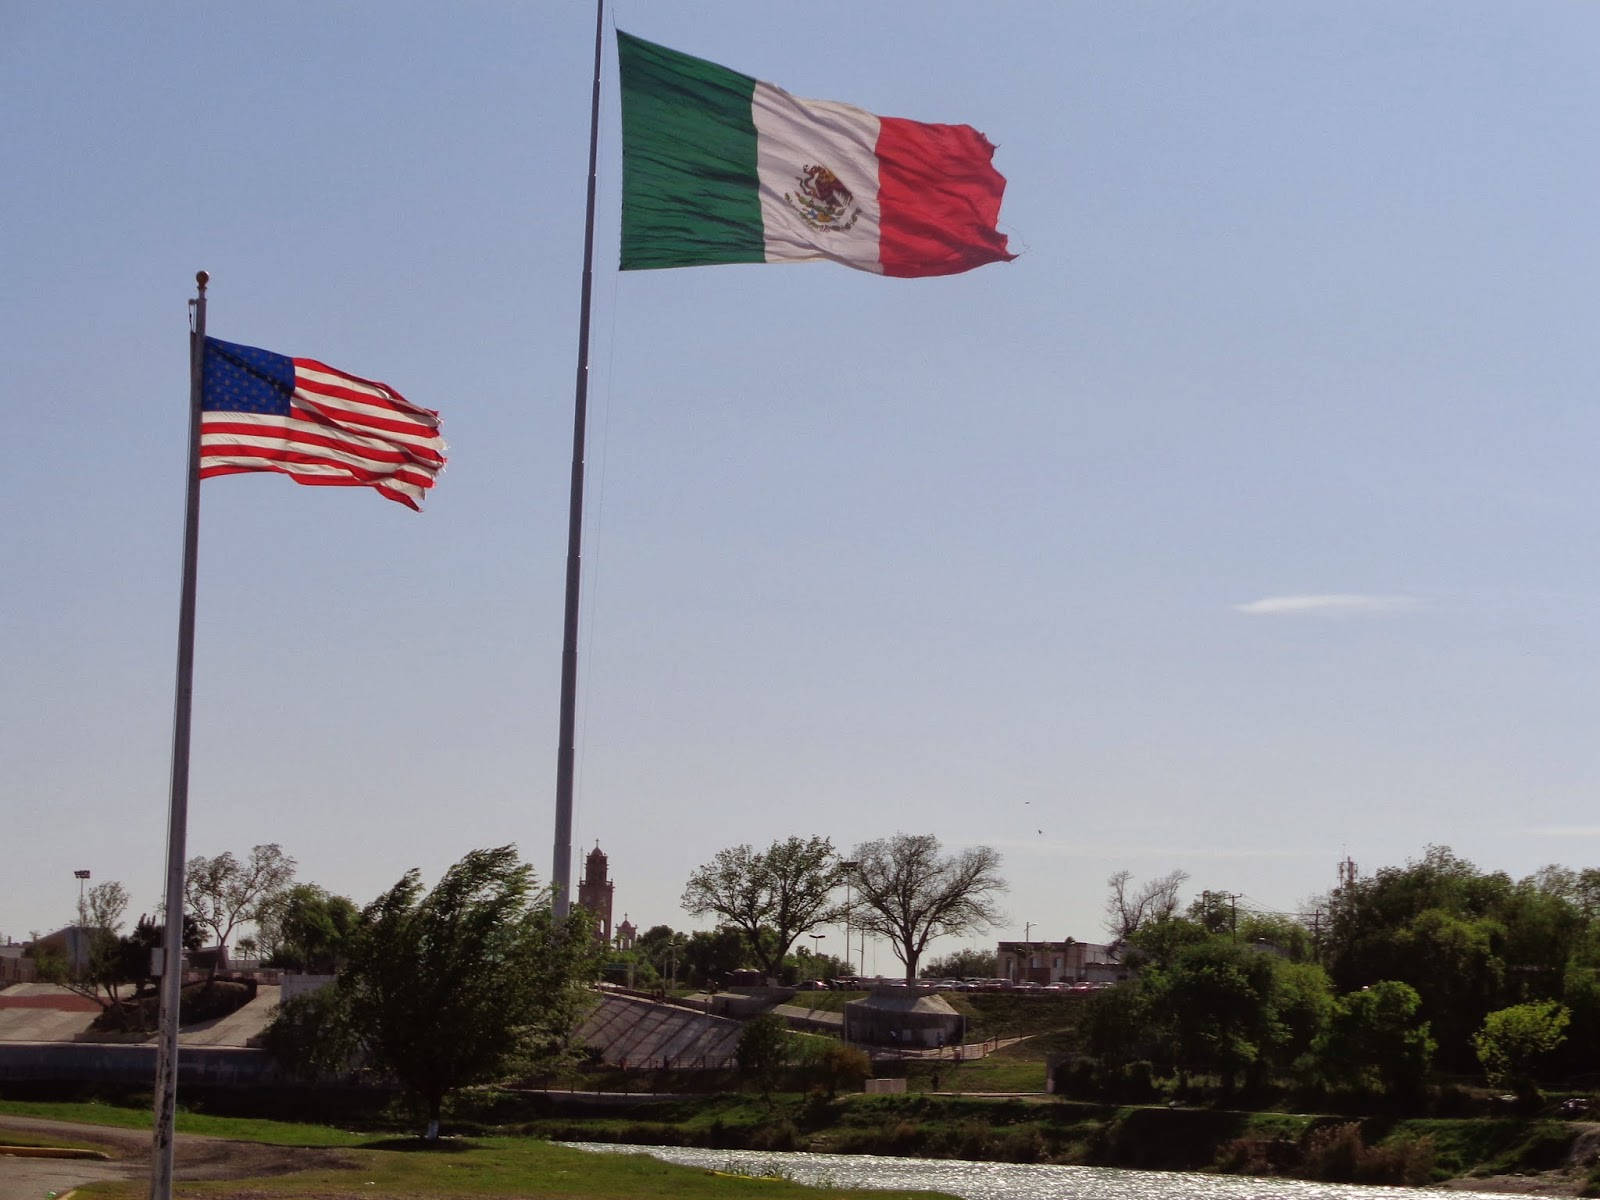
[955,993,1084,1041]
[167,1141,945,1200]
[0,1102,951,1200]
[0,1098,363,1146]
[783,990,864,1013]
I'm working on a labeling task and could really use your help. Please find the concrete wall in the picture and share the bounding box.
[0,1041,281,1086]
[0,957,39,985]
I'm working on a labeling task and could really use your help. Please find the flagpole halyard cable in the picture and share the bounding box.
[150,269,208,1200]
[553,0,607,918]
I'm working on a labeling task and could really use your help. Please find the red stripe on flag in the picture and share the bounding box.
[202,442,409,481]
[875,117,1014,279]
[202,346,444,510]
[204,418,420,468]
[283,411,443,466]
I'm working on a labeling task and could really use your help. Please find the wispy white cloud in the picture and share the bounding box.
[1521,825,1600,838]
[985,837,1318,861]
[1234,593,1423,616]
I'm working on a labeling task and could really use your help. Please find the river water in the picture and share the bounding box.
[565,1142,1519,1199]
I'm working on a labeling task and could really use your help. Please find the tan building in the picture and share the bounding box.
[997,938,1125,985]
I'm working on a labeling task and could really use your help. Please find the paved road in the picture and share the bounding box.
[0,1117,147,1200]
[0,1115,349,1200]
[0,983,281,1047]
[0,1149,137,1199]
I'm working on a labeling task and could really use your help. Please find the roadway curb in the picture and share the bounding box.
[0,1144,111,1160]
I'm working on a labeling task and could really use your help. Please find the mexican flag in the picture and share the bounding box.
[617,31,1015,278]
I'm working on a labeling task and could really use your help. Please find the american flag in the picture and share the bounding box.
[200,337,445,510]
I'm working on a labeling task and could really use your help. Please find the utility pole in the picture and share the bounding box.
[841,860,858,979]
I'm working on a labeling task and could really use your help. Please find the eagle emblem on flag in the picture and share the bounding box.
[785,164,860,232]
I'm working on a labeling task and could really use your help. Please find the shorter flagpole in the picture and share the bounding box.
[553,0,606,919]
[150,270,208,1200]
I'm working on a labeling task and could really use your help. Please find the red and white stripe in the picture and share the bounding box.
[200,359,446,511]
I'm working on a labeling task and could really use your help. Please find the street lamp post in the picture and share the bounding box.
[841,860,859,981]
[74,869,91,913]
[807,932,825,980]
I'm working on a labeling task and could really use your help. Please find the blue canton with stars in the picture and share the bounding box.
[202,337,295,414]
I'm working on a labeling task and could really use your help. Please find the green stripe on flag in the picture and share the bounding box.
[618,31,765,270]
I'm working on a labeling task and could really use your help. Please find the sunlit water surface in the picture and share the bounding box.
[565,1142,1515,1199]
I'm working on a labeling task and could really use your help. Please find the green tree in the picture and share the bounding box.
[1123,915,1209,971]
[1269,959,1335,1079]
[680,926,747,988]
[1316,980,1435,1098]
[297,846,601,1139]
[40,881,132,1012]
[1238,912,1316,962]
[1561,957,1600,1076]
[1081,980,1165,1077]
[736,1012,791,1098]
[1187,889,1235,936]
[184,842,296,960]
[921,947,999,979]
[850,834,1007,984]
[790,948,851,983]
[1394,907,1506,1064]
[1084,934,1331,1095]
[681,836,846,980]
[260,884,359,973]
[1472,1000,1570,1099]
[260,983,360,1081]
[634,924,692,989]
[806,1040,870,1097]
[1152,938,1280,1092]
[1321,847,1538,1070]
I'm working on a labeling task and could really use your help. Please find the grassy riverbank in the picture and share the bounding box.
[0,1109,946,1200]
[6,1091,1598,1194]
[516,1091,1600,1190]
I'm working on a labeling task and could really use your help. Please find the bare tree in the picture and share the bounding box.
[185,843,296,959]
[1103,868,1189,943]
[39,880,130,1011]
[850,834,1007,984]
[681,836,846,980]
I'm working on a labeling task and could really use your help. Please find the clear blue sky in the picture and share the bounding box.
[5,3,1598,970]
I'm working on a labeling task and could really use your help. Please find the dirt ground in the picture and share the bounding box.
[0,1114,354,1198]
[1432,1124,1600,1196]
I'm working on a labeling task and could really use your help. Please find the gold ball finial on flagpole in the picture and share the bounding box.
[195,270,209,290]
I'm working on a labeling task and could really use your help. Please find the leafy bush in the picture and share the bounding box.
[736,1014,791,1097]
[1473,1002,1571,1098]
[91,979,255,1033]
[804,1041,870,1097]
[1301,1122,1435,1185]
[1215,1133,1300,1175]
[747,1117,801,1150]
[262,986,360,1080]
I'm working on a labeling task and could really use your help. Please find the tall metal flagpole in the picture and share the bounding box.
[553,0,605,920]
[150,270,207,1200]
